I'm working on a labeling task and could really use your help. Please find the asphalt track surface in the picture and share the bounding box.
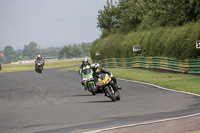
[0,66,200,133]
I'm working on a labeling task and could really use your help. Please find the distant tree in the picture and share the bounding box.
[40,47,61,57]
[58,43,91,59]
[0,56,5,63]
[81,42,92,57]
[58,45,71,59]
[72,44,82,58]
[4,46,18,63]
[23,41,39,59]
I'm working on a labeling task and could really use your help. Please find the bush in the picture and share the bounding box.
[91,22,200,60]
[91,34,124,61]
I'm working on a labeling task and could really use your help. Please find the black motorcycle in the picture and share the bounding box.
[35,60,44,73]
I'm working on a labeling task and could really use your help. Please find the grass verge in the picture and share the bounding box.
[0,58,92,73]
[62,67,200,94]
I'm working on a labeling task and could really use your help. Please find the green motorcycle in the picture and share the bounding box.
[81,65,97,95]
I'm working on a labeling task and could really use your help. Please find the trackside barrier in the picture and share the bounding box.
[94,56,200,74]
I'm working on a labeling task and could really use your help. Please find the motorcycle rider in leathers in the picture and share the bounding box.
[35,55,45,72]
[91,63,121,92]
[79,57,91,90]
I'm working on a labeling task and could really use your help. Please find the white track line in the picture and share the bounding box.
[118,78,200,97]
[83,113,200,133]
[83,78,200,133]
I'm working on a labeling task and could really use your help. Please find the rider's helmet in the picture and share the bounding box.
[92,63,99,72]
[82,57,88,65]
[37,55,41,59]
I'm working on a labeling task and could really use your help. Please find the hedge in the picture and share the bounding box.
[91,22,200,61]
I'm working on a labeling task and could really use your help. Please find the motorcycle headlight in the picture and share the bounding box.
[89,75,93,80]
[98,81,103,86]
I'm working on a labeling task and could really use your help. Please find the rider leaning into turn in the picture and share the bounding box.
[79,57,121,91]
[91,63,122,91]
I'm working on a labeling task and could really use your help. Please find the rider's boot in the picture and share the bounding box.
[81,81,87,90]
[35,66,38,72]
[118,85,122,90]
[95,85,103,93]
[112,77,122,90]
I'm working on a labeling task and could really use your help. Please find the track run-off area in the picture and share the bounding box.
[0,66,200,133]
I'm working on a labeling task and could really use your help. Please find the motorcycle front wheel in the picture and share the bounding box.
[38,66,42,73]
[115,91,121,101]
[89,83,96,95]
[106,86,116,102]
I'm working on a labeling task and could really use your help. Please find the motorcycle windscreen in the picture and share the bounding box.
[82,68,92,76]
[36,60,43,64]
[99,74,106,80]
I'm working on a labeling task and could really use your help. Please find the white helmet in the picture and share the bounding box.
[82,57,88,65]
[92,63,99,69]
[37,55,41,58]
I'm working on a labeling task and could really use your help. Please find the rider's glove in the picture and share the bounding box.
[110,73,113,78]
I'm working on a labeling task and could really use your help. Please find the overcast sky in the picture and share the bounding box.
[0,0,117,51]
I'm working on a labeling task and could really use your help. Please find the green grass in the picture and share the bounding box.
[0,58,91,73]
[186,130,200,133]
[59,67,79,71]
[62,67,200,94]
[107,68,200,94]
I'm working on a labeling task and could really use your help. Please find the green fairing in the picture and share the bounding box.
[81,65,96,95]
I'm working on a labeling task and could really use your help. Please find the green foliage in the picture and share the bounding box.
[0,55,5,63]
[23,41,39,59]
[90,34,124,60]
[97,0,119,30]
[58,43,92,59]
[1,41,89,64]
[91,22,200,60]
[3,46,18,63]
[119,0,147,32]
[0,58,84,73]
[97,0,200,34]
[40,47,61,57]
[107,68,200,94]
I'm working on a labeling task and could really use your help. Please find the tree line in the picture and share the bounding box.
[0,42,91,64]
[58,42,92,59]
[97,0,200,37]
[91,0,200,61]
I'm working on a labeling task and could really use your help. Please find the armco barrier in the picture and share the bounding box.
[94,56,200,74]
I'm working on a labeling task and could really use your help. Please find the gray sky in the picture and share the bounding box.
[0,0,112,50]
